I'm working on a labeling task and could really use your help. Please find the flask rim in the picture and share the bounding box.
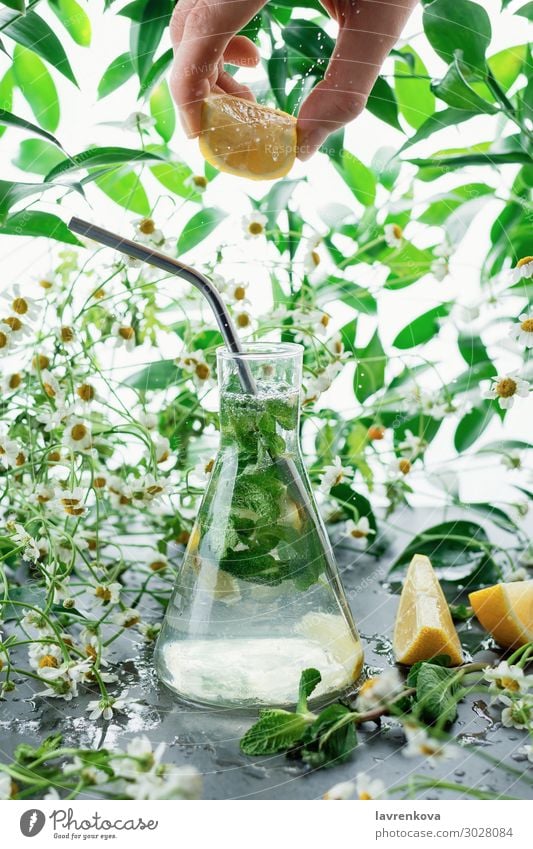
[216,342,303,361]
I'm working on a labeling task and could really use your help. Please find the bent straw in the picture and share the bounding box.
[68,217,256,394]
[68,217,345,590]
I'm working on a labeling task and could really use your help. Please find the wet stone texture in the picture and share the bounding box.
[1,508,532,800]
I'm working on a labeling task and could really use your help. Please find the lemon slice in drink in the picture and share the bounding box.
[469,580,533,649]
[393,554,463,666]
[199,94,297,181]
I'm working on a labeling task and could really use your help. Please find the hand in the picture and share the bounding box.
[169,0,418,160]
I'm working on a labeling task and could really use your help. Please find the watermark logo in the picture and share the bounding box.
[20,809,46,837]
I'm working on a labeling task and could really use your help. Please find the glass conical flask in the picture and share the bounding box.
[154,343,363,708]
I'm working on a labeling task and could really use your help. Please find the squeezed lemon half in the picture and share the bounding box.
[469,580,533,649]
[393,554,463,666]
[199,94,297,181]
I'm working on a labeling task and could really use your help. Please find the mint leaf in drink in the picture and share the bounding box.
[301,704,357,768]
[297,668,322,714]
[406,654,452,687]
[240,709,311,756]
[265,396,298,430]
[413,663,460,726]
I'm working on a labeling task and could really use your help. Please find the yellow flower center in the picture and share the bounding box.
[496,378,517,398]
[0,331,8,349]
[368,425,385,441]
[234,285,246,301]
[138,218,156,234]
[93,476,106,489]
[499,676,520,692]
[351,529,366,539]
[16,451,25,466]
[8,373,22,390]
[119,326,135,340]
[4,316,22,331]
[48,451,61,463]
[399,458,411,475]
[320,314,330,328]
[310,250,321,267]
[33,354,50,369]
[248,221,263,236]
[39,654,59,669]
[77,383,95,402]
[12,297,28,315]
[420,743,438,756]
[520,317,533,333]
[192,175,207,188]
[95,586,112,601]
[392,224,403,240]
[60,326,74,343]
[71,423,88,441]
[176,530,190,546]
[122,612,141,627]
[43,382,56,398]
[359,792,372,801]
[236,313,251,328]
[195,362,210,380]
[205,459,215,474]
[149,559,167,572]
[86,644,97,661]
[516,256,533,268]
[93,288,106,300]
[39,278,53,289]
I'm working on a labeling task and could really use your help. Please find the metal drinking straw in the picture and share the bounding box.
[68,217,345,586]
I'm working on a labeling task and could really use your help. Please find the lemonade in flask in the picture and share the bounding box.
[154,343,364,708]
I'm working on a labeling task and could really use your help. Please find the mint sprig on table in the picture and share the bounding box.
[240,657,489,769]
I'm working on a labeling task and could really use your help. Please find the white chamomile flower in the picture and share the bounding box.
[345,516,376,549]
[293,308,331,340]
[500,696,532,730]
[484,661,533,699]
[384,223,403,248]
[402,724,460,765]
[303,235,323,275]
[55,486,88,517]
[1,284,41,321]
[32,481,54,507]
[152,434,172,464]
[319,456,351,495]
[510,313,533,348]
[86,688,132,722]
[2,372,23,394]
[136,409,158,430]
[134,217,165,247]
[38,659,92,700]
[502,565,528,582]
[434,242,453,259]
[192,456,215,483]
[0,426,20,469]
[7,522,41,563]
[355,772,387,800]
[63,757,108,786]
[131,472,171,502]
[1,314,32,339]
[177,350,214,388]
[227,281,250,306]
[93,582,121,605]
[63,417,93,452]
[113,608,142,628]
[0,324,12,353]
[509,256,533,283]
[112,320,136,352]
[431,256,448,281]
[356,668,403,711]
[484,372,529,410]
[398,429,427,459]
[110,735,166,779]
[123,112,155,132]
[75,382,98,406]
[184,173,208,193]
[323,780,356,800]
[39,369,63,401]
[242,211,267,238]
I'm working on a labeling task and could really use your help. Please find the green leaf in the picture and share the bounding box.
[330,482,377,533]
[297,668,321,713]
[487,44,527,91]
[282,19,334,70]
[407,654,452,687]
[516,2,533,20]
[129,0,173,85]
[150,159,203,203]
[126,359,179,391]
[334,151,376,207]
[0,71,14,140]
[2,9,78,84]
[400,108,478,152]
[432,54,498,114]
[301,704,357,768]
[13,45,60,132]
[12,138,64,175]
[366,75,402,131]
[393,303,452,349]
[414,663,461,726]
[240,709,310,756]
[1,1,26,12]
[395,46,435,129]
[49,0,91,47]
[137,47,172,97]
[45,146,165,181]
[177,207,226,255]
[268,45,289,110]
[0,108,62,147]
[94,167,150,215]
[423,0,492,72]
[385,242,434,289]
[259,178,300,229]
[354,330,386,402]
[454,400,494,452]
[457,332,495,369]
[97,53,135,99]
[0,180,49,222]
[0,211,83,245]
[150,79,175,143]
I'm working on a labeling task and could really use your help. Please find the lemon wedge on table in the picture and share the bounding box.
[393,554,464,667]
[469,580,533,649]
[199,94,297,181]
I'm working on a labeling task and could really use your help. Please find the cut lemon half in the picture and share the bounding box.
[199,94,297,181]
[393,554,463,666]
[469,580,533,649]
